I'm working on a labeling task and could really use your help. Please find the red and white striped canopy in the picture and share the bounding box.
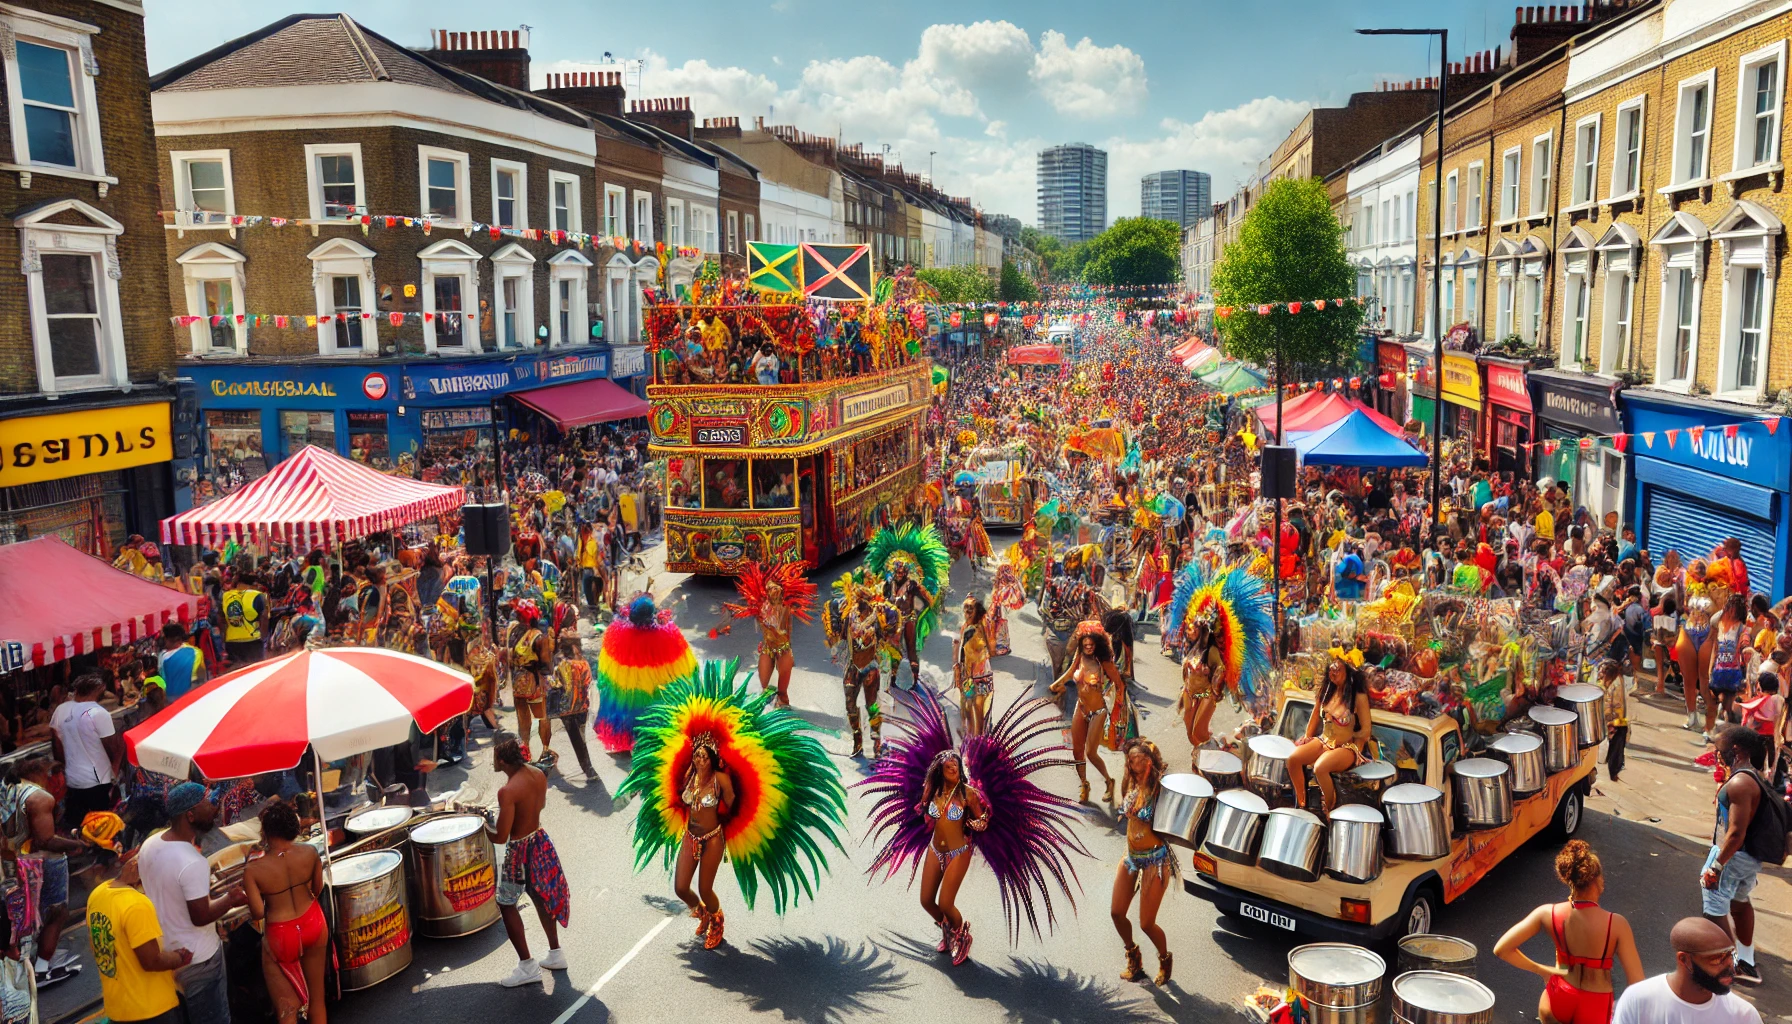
[0,537,205,672]
[124,647,474,779]
[160,445,465,549]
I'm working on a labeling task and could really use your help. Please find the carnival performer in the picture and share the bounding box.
[1287,658,1375,816]
[1165,561,1276,752]
[723,562,818,709]
[1179,614,1226,751]
[506,600,554,764]
[1040,549,1098,677]
[824,571,897,758]
[989,557,1026,658]
[594,594,698,753]
[869,523,951,690]
[489,734,571,987]
[955,597,996,737]
[1113,738,1176,986]
[619,659,847,950]
[863,688,1084,965]
[1050,621,1127,804]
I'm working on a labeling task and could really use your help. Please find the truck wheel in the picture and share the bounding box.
[1548,788,1583,840]
[1400,886,1439,938]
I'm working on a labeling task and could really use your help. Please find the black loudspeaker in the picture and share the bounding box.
[1259,445,1298,500]
[171,381,200,460]
[462,503,510,558]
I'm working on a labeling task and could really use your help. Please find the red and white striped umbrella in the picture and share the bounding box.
[124,648,474,780]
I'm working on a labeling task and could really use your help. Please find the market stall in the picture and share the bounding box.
[1288,410,1428,468]
[1255,391,1403,437]
[1005,343,1064,366]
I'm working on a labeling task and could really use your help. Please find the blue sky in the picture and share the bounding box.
[147,1,1514,223]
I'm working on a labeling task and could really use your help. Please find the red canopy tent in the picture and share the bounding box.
[1006,344,1064,365]
[1255,392,1402,437]
[512,378,649,429]
[1168,337,1210,361]
[0,537,204,671]
[160,445,465,549]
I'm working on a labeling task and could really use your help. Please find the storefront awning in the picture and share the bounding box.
[512,378,649,429]
[0,537,205,671]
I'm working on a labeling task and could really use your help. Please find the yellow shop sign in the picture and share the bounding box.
[1440,353,1482,405]
[0,401,172,486]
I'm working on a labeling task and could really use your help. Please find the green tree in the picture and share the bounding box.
[999,259,1039,302]
[1080,217,1183,287]
[1212,177,1364,371]
[915,264,996,303]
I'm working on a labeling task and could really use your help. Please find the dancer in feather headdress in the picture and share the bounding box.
[723,561,817,708]
[866,522,951,690]
[862,688,1084,965]
[1049,620,1129,805]
[618,659,846,950]
[1166,561,1276,754]
[594,594,698,753]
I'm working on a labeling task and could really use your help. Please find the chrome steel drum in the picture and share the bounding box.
[1195,749,1243,791]
[1555,684,1606,749]
[1489,732,1545,796]
[1151,773,1214,850]
[1383,783,1450,860]
[1336,760,1397,807]
[1258,807,1326,882]
[1396,934,1478,979]
[406,814,501,938]
[1245,734,1297,804]
[1325,803,1385,884]
[1528,706,1579,772]
[1288,943,1385,1024]
[1451,758,1513,830]
[326,850,412,991]
[345,806,413,842]
[1203,788,1269,865]
[1391,969,1495,1024]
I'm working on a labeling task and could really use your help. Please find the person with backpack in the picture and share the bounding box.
[220,574,268,667]
[1701,726,1787,987]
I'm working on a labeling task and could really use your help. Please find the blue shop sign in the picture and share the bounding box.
[184,362,396,409]
[1625,394,1791,492]
[536,349,608,383]
[402,357,525,402]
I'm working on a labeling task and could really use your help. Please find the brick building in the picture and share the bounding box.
[0,0,180,552]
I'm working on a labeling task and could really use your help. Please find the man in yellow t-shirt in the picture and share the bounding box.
[87,852,190,1023]
[1534,505,1555,545]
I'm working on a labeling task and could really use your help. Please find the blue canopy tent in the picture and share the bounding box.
[1288,409,1428,468]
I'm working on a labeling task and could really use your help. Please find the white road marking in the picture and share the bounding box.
[548,915,675,1024]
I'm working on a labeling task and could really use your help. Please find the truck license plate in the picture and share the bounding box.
[1239,902,1296,931]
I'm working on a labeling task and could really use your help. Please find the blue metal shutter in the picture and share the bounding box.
[1641,485,1775,593]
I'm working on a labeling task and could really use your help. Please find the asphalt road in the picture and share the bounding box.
[333,537,1792,1024]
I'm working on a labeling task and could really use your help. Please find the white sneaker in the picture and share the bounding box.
[540,948,569,970]
[499,959,542,987]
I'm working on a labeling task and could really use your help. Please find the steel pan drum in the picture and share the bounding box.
[1336,760,1397,807]
[1325,803,1385,884]
[1195,749,1244,791]
[1383,783,1450,860]
[1555,684,1606,749]
[1451,758,1514,830]
[1527,706,1580,772]
[1245,734,1297,805]
[1258,807,1326,882]
[1288,943,1385,1024]
[345,806,413,845]
[407,814,501,938]
[1396,934,1478,978]
[1391,969,1495,1024]
[1151,773,1214,850]
[1488,732,1545,796]
[1204,789,1270,864]
[327,850,412,991]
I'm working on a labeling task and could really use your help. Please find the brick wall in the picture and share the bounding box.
[0,1,174,396]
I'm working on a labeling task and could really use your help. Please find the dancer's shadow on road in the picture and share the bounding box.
[677,934,911,1024]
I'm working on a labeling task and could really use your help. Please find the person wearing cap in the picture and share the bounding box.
[137,783,245,1024]
[87,849,192,1024]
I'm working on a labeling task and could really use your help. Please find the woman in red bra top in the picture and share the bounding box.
[1493,840,1644,1024]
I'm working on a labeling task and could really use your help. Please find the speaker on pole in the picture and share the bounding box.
[462,503,510,558]
[1259,445,1298,501]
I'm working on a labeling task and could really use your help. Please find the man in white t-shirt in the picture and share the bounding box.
[48,675,121,828]
[1614,918,1761,1024]
[137,783,246,1024]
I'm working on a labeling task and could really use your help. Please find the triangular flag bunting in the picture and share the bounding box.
[1666,429,1679,448]
[1612,434,1628,453]
[1765,417,1782,435]
[1724,423,1739,439]
[1642,431,1655,448]
[1688,425,1705,446]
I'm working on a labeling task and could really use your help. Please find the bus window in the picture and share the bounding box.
[752,459,797,509]
[702,459,749,509]
[668,458,702,508]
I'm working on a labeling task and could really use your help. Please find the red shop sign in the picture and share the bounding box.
[1376,341,1406,373]
[1485,363,1529,411]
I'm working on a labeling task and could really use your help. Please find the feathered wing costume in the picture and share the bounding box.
[1165,562,1276,708]
[863,522,952,645]
[594,594,698,753]
[723,561,819,624]
[618,659,847,912]
[862,688,1087,943]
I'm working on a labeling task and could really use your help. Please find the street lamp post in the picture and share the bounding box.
[1358,26,1447,550]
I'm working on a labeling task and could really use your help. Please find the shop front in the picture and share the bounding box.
[1625,391,1790,599]
[1439,352,1482,447]
[1531,369,1626,524]
[1406,344,1436,435]
[1480,357,1533,476]
[608,344,648,398]
[0,396,175,555]
[1375,340,1407,421]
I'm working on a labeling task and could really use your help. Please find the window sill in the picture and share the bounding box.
[1657,178,1712,202]
[1558,201,1598,216]
[166,224,239,239]
[1493,217,1522,230]
[1524,212,1552,226]
[1650,379,1695,395]
[0,163,119,196]
[1717,162,1783,196]
[1713,387,1766,406]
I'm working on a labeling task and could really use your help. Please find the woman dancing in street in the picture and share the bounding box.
[1179,614,1225,750]
[1112,738,1175,986]
[724,562,817,709]
[916,751,989,962]
[1493,840,1643,1024]
[674,734,736,948]
[1050,621,1126,804]
[955,597,995,737]
[1286,658,1374,815]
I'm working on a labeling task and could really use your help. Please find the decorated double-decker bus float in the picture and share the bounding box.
[647,243,935,574]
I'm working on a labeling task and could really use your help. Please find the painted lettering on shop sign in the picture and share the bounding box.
[1539,389,1617,433]
[545,354,605,379]
[694,421,747,445]
[424,371,511,395]
[1690,431,1753,469]
[211,380,337,397]
[0,402,171,486]
[840,384,911,424]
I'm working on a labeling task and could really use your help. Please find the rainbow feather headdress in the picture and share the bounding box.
[864,521,952,644]
[618,658,846,912]
[1166,561,1275,704]
[594,593,698,753]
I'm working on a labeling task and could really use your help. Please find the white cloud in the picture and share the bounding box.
[1030,31,1147,118]
[1104,96,1313,218]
